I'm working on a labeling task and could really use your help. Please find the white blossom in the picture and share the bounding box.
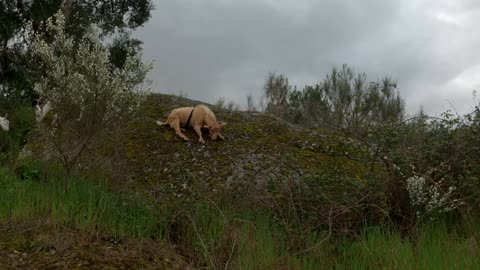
[29,11,152,169]
[406,174,460,219]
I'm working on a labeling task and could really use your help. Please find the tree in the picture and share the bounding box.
[264,73,291,117]
[108,31,144,70]
[319,65,404,133]
[264,65,405,133]
[287,84,331,127]
[246,94,257,112]
[30,12,152,175]
[0,0,154,107]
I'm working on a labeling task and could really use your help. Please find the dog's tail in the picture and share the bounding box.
[156,120,168,126]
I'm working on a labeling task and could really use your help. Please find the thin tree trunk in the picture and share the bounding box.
[62,0,74,19]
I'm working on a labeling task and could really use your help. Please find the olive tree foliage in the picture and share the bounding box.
[264,65,405,135]
[0,0,153,108]
[30,12,152,174]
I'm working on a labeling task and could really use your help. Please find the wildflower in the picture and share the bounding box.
[405,174,459,219]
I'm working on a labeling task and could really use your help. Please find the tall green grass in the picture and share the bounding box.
[175,203,479,269]
[0,167,160,239]
[180,204,332,269]
[231,215,333,270]
[1,165,478,269]
[336,223,480,270]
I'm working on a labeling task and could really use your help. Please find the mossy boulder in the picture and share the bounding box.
[111,94,386,216]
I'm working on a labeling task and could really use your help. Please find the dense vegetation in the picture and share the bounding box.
[0,0,153,109]
[1,3,479,269]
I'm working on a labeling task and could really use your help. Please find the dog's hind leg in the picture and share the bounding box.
[193,125,205,144]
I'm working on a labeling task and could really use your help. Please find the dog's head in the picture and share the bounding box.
[208,122,226,140]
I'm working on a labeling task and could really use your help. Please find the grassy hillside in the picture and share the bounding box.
[1,93,478,269]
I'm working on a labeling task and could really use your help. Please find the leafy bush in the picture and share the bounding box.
[261,168,389,235]
[378,105,480,222]
[263,67,480,224]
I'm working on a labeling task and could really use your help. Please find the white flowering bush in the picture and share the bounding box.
[405,175,460,219]
[29,11,152,174]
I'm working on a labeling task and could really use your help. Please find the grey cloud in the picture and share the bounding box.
[135,0,480,115]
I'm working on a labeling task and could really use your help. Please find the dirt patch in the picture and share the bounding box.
[0,223,191,270]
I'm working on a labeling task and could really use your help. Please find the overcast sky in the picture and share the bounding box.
[134,0,480,116]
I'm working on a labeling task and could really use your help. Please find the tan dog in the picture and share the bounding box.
[156,104,226,144]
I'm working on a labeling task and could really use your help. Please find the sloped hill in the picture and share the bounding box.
[113,94,377,205]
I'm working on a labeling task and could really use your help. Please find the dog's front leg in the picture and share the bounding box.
[217,134,225,140]
[172,122,189,141]
[194,125,205,144]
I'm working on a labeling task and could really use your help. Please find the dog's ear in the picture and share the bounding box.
[219,122,226,128]
[3,113,7,119]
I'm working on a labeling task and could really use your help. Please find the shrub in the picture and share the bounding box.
[384,105,480,222]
